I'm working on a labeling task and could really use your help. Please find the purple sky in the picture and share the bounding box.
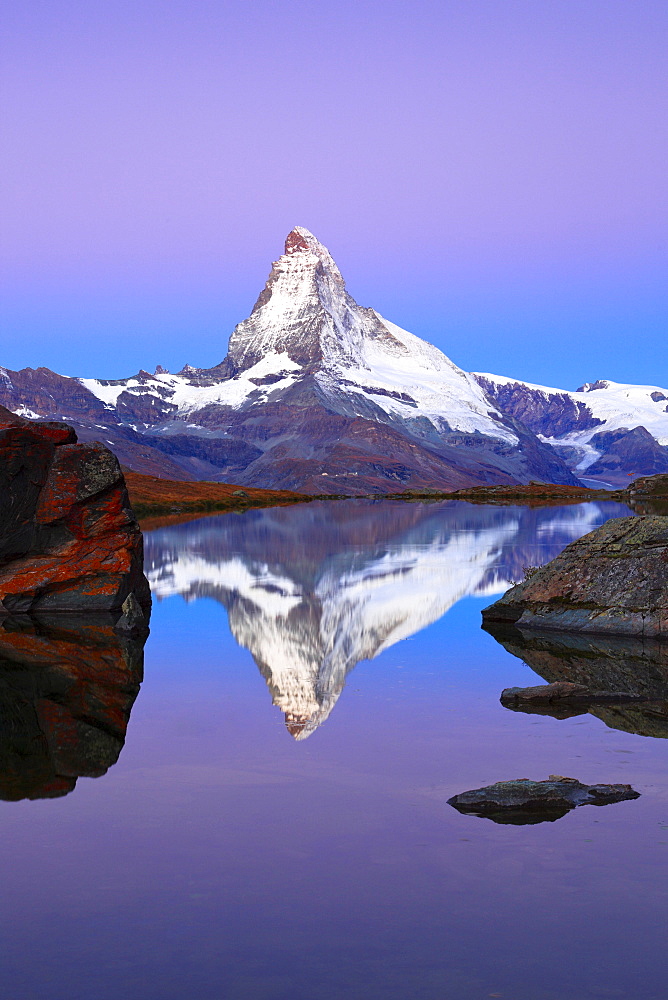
[1,0,666,388]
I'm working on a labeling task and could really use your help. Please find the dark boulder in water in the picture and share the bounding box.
[500,681,592,706]
[486,623,668,738]
[499,681,651,719]
[448,776,640,825]
[482,515,668,639]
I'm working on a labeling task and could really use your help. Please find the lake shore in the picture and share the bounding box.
[128,470,668,522]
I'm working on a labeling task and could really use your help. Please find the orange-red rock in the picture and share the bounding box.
[0,406,150,615]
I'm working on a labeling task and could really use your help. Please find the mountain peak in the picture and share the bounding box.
[284,227,312,254]
[226,228,352,370]
[282,226,343,280]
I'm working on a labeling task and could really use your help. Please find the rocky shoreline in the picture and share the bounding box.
[482,515,668,640]
[0,406,150,619]
[128,472,668,521]
[391,473,668,512]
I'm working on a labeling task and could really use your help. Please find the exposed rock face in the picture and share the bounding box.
[474,375,605,438]
[0,614,146,800]
[0,229,580,493]
[0,406,150,616]
[585,426,668,478]
[474,373,668,486]
[482,515,668,639]
[447,776,639,825]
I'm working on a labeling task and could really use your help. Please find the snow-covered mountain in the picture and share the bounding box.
[144,498,629,738]
[1,226,663,489]
[0,228,577,492]
[474,373,668,486]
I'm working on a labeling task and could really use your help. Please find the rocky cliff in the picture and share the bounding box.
[0,406,150,616]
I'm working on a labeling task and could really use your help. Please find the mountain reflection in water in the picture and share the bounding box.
[0,616,147,800]
[144,498,631,738]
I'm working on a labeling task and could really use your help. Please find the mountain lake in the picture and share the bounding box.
[2,498,667,1000]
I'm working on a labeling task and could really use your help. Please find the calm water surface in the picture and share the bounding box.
[2,499,667,1000]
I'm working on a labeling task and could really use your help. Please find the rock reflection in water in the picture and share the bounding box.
[145,498,630,738]
[0,615,147,800]
[485,622,668,739]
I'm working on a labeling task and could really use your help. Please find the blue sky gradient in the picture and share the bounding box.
[1,0,665,388]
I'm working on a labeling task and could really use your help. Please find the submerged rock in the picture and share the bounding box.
[486,623,668,738]
[500,681,592,705]
[448,776,639,825]
[0,406,150,615]
[482,515,668,639]
[499,681,649,718]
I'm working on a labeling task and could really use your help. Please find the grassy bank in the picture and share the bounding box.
[123,468,314,519]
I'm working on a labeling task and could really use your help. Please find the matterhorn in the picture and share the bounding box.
[0,227,626,491]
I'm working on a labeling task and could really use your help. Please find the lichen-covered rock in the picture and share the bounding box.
[482,515,668,639]
[0,406,150,615]
[448,775,640,825]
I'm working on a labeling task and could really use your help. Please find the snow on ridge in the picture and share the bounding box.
[66,229,665,455]
[228,230,369,371]
[476,371,668,399]
[290,226,344,280]
[476,371,668,448]
[348,314,519,442]
[67,232,525,446]
[78,378,127,407]
[218,228,518,442]
[78,351,303,415]
[474,371,578,395]
[12,405,42,419]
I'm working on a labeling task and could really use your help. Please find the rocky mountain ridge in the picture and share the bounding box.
[1,228,578,493]
[474,373,668,486]
[2,227,664,491]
